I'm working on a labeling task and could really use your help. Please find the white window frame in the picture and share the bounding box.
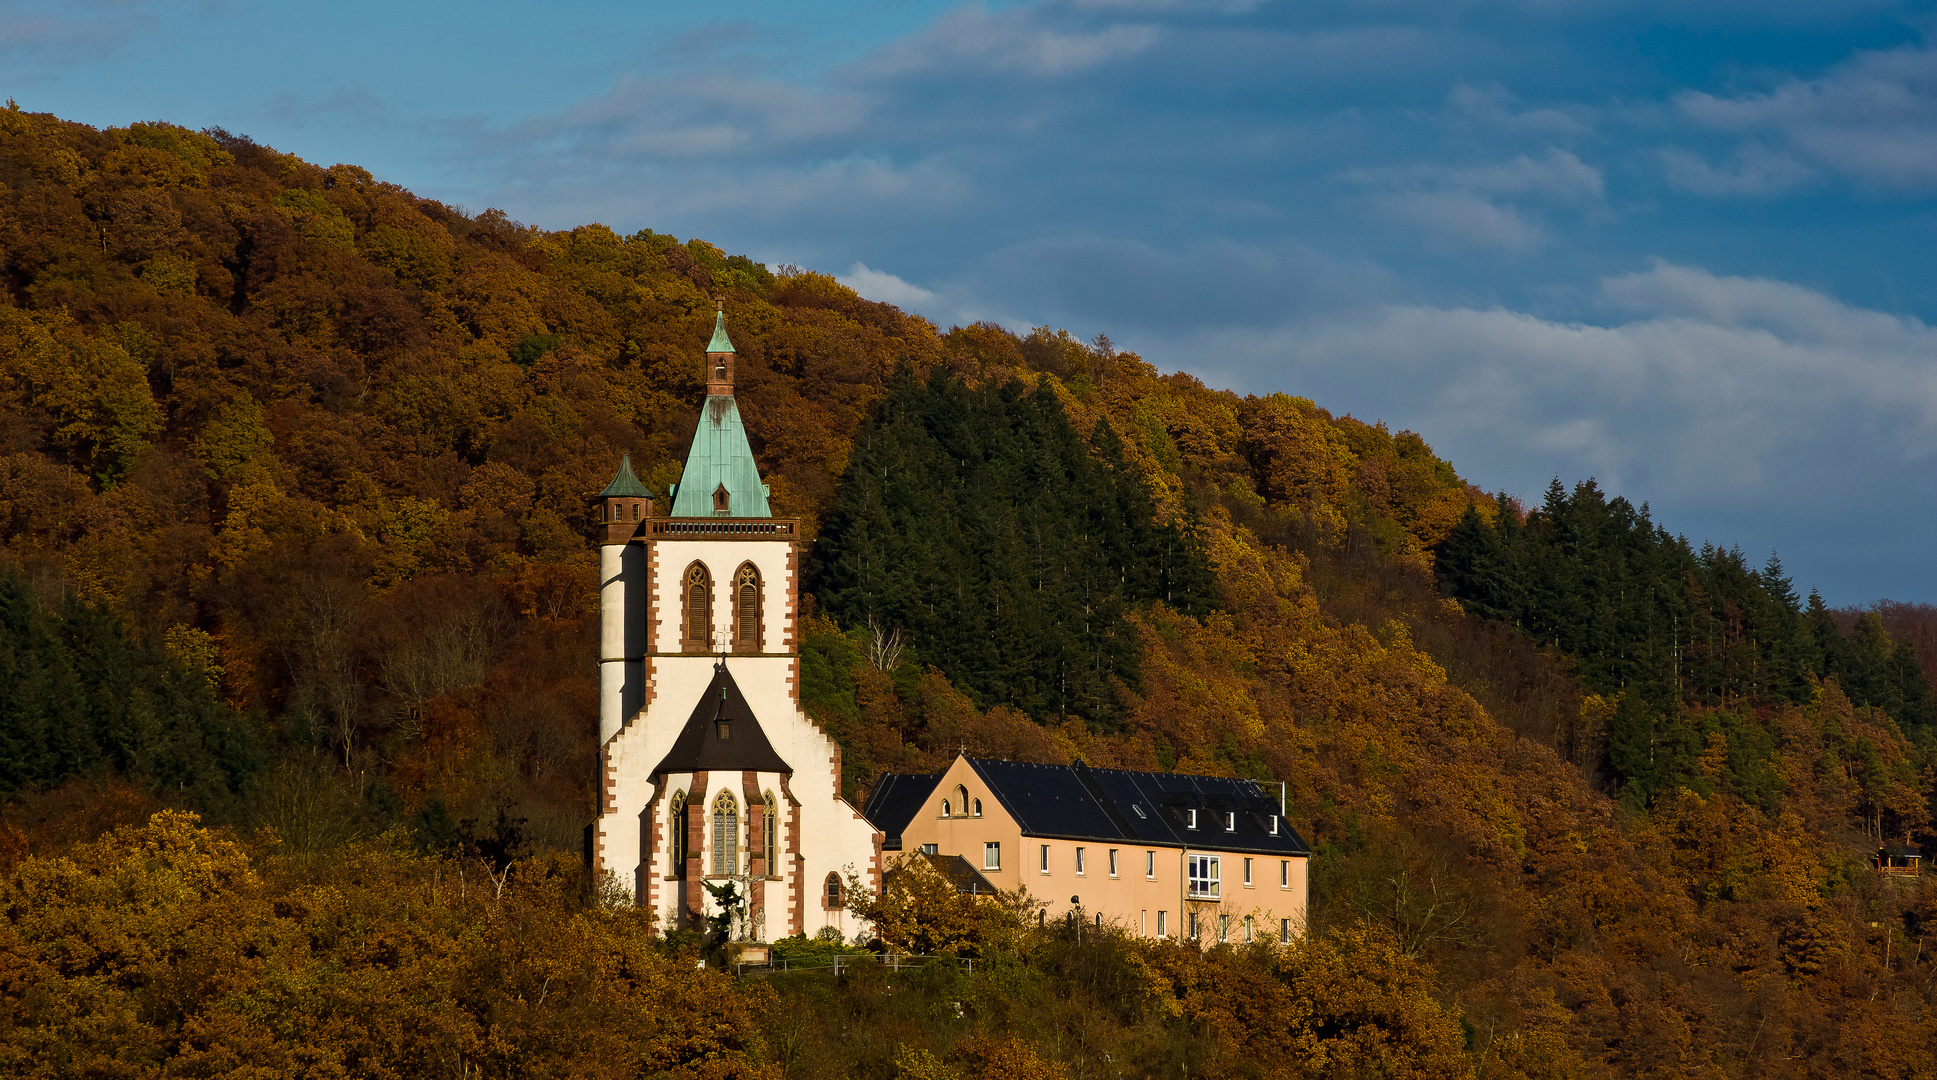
[1187,911,1198,940]
[1157,910,1168,938]
[1075,847,1086,876]
[1280,918,1291,943]
[1186,808,1198,829]
[1243,857,1253,887]
[1218,914,1229,942]
[1188,853,1220,899]
[1040,844,1051,874]
[1244,915,1254,943]
[1108,849,1119,878]
[984,842,1000,870]
[1280,860,1289,888]
[1145,851,1156,879]
[973,798,983,817]
[1225,811,1236,831]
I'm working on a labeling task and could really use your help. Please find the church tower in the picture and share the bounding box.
[592,303,881,940]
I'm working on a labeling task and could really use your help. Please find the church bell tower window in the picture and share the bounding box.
[683,563,712,653]
[734,564,762,652]
[713,484,730,514]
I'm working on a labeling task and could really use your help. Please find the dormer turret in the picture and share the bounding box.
[705,299,735,396]
[593,453,653,544]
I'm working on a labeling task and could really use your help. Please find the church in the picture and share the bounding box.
[589,307,1311,944]
[588,305,881,941]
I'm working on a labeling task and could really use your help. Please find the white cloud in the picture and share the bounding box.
[859,3,1161,80]
[1345,149,1602,251]
[1375,190,1549,251]
[1657,144,1814,196]
[840,262,938,308]
[1240,262,1937,497]
[1678,44,1937,190]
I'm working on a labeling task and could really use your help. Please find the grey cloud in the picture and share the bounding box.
[1656,144,1814,196]
[855,3,1162,80]
[1678,44,1937,189]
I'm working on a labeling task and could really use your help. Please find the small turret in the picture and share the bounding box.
[593,453,653,543]
[705,299,735,396]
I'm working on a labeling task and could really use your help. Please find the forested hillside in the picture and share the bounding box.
[2,107,1935,1079]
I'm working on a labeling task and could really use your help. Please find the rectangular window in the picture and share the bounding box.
[1141,910,1147,937]
[1157,911,1168,938]
[919,843,938,855]
[984,842,1000,870]
[1280,918,1291,944]
[1280,860,1289,888]
[1244,916,1254,943]
[1040,844,1051,874]
[1108,849,1119,877]
[1187,912,1198,940]
[1269,815,1280,835]
[1218,914,1229,942]
[1075,848,1086,875]
[1188,854,1220,899]
[1225,811,1236,831]
[1186,808,1198,829]
[1243,858,1253,886]
[1146,851,1156,879]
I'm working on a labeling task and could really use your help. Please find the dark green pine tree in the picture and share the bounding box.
[810,370,1211,728]
[0,563,264,802]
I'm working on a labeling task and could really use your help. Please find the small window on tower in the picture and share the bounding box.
[631,501,639,520]
[717,720,731,740]
[713,484,730,514]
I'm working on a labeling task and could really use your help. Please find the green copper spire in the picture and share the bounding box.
[668,397,771,517]
[706,308,735,353]
[595,453,651,498]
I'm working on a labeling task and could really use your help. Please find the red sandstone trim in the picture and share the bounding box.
[780,774,804,936]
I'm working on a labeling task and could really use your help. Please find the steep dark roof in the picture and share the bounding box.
[862,773,941,849]
[864,757,1312,857]
[651,663,791,776]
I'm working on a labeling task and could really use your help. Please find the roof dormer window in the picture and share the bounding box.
[1186,808,1198,830]
[1269,815,1280,835]
[713,484,730,514]
[1225,812,1236,831]
[1132,804,1146,819]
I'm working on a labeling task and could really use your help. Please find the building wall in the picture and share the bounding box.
[595,530,880,941]
[896,757,1310,943]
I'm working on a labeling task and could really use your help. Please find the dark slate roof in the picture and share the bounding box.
[651,663,791,776]
[862,773,941,850]
[863,758,1312,857]
[888,853,1001,896]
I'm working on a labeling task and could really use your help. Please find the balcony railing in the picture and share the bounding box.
[648,518,797,538]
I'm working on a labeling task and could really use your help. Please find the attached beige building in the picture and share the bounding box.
[865,755,1311,945]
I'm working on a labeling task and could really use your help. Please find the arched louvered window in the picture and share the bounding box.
[762,793,777,876]
[734,564,762,652]
[683,563,712,653]
[712,790,738,876]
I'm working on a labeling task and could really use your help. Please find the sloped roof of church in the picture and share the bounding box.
[651,662,791,776]
[595,453,651,498]
[668,395,772,516]
[668,311,771,518]
[706,309,735,353]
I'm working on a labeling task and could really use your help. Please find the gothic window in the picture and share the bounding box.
[954,785,969,818]
[762,793,777,875]
[823,873,844,909]
[940,799,951,817]
[670,791,688,870]
[682,563,712,653]
[712,791,738,876]
[713,484,730,514]
[734,564,762,652]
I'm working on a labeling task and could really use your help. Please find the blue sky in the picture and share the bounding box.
[6,0,1937,605]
